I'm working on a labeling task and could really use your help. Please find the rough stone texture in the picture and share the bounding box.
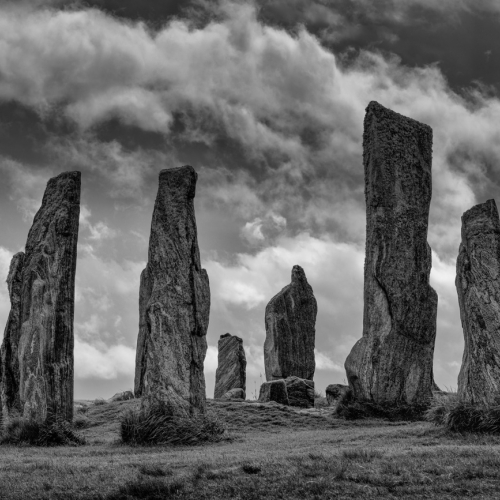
[258,380,289,405]
[456,199,500,405]
[325,384,351,408]
[0,252,25,421]
[214,333,246,399]
[108,391,135,403]
[0,172,80,423]
[285,377,314,408]
[134,166,210,416]
[264,265,317,382]
[220,388,245,400]
[345,101,438,406]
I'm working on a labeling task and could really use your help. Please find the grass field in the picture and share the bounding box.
[2,399,500,499]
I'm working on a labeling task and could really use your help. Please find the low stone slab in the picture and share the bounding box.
[258,380,289,405]
[325,384,351,408]
[285,377,314,408]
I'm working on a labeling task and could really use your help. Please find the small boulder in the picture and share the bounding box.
[108,391,134,403]
[325,384,351,408]
[220,388,245,401]
[258,380,289,405]
[285,377,314,408]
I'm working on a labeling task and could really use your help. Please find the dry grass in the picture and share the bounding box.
[1,398,500,498]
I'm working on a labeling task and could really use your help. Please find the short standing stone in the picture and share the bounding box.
[1,172,81,423]
[264,265,317,381]
[134,166,210,416]
[345,101,437,406]
[220,388,245,400]
[285,377,314,408]
[258,380,289,405]
[325,384,351,408]
[456,199,500,405]
[214,333,246,399]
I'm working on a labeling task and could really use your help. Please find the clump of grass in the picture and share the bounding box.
[342,448,384,462]
[93,398,107,406]
[138,465,172,477]
[314,396,329,409]
[120,400,227,445]
[1,411,85,446]
[73,414,90,429]
[335,391,429,421]
[241,463,261,474]
[426,392,500,433]
[106,477,186,500]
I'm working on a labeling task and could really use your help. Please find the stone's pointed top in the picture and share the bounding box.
[291,265,306,284]
[365,100,432,133]
[219,333,243,343]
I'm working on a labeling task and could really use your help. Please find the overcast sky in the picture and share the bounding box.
[0,0,499,399]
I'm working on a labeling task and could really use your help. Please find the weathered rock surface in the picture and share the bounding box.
[456,199,500,405]
[325,384,351,408]
[108,391,135,403]
[134,166,210,416]
[285,376,314,408]
[345,101,437,406]
[0,252,25,421]
[1,172,80,423]
[264,265,317,381]
[258,380,289,405]
[214,333,246,399]
[220,388,245,400]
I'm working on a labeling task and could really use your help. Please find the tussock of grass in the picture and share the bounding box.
[73,414,90,429]
[106,477,186,500]
[335,391,429,421]
[93,398,107,406]
[138,464,172,477]
[1,413,85,446]
[426,392,500,433]
[120,401,227,445]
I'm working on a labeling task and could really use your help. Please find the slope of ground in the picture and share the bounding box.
[1,398,500,499]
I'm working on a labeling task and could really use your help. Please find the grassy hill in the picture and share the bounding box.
[1,398,500,499]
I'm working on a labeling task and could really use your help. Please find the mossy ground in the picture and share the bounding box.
[2,398,500,499]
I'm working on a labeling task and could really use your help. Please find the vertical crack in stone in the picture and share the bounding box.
[457,199,500,404]
[345,101,437,406]
[1,171,80,423]
[134,166,210,416]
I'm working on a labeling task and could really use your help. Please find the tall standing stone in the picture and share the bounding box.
[0,172,81,423]
[456,199,500,405]
[214,333,246,399]
[134,166,210,416]
[264,265,317,381]
[345,101,437,405]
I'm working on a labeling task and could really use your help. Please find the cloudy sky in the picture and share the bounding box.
[0,0,499,399]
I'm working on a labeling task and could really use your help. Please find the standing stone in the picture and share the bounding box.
[0,252,25,421]
[1,172,80,423]
[264,265,316,382]
[134,166,210,416]
[456,199,500,405]
[345,101,437,405]
[214,333,246,399]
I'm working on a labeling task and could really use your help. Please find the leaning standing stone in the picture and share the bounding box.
[457,199,500,405]
[214,333,246,399]
[134,166,210,416]
[345,101,437,406]
[1,172,80,423]
[264,265,317,381]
